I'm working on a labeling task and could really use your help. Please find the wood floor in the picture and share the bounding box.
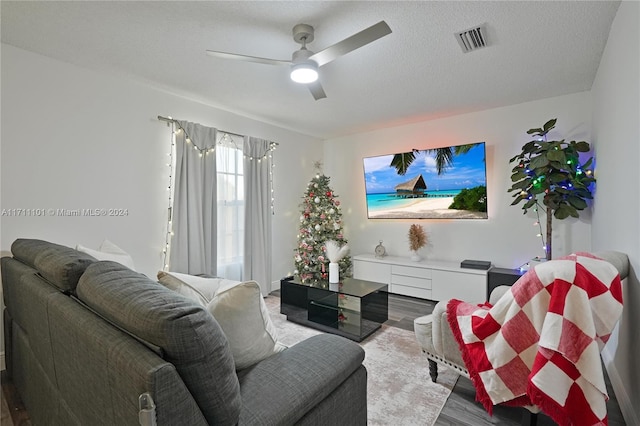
[1,293,626,426]
[1,370,30,426]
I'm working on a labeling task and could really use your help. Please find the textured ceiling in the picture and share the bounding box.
[1,1,620,139]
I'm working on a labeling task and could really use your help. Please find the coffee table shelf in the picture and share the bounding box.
[280,276,388,342]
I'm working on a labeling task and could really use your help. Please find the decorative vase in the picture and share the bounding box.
[329,262,339,283]
[410,250,422,262]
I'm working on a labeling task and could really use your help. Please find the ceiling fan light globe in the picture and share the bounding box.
[290,63,318,84]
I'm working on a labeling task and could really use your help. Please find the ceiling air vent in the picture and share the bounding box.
[456,25,487,53]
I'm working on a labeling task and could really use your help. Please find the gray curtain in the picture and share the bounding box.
[243,137,273,296]
[170,121,217,275]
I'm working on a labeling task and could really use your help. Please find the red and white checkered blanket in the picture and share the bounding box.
[447,253,623,426]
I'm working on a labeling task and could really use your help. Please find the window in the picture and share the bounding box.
[216,136,244,280]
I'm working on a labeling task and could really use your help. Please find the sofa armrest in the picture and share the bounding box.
[431,301,465,366]
[489,285,512,305]
[594,251,629,280]
[430,301,447,356]
[236,334,365,425]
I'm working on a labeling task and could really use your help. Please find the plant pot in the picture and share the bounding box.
[410,251,422,262]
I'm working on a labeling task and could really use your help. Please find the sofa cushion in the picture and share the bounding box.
[76,239,136,270]
[11,239,96,292]
[157,271,237,306]
[236,334,365,425]
[207,280,286,370]
[76,261,241,426]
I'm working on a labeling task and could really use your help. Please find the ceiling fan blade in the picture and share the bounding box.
[309,21,392,67]
[307,81,327,100]
[206,50,290,66]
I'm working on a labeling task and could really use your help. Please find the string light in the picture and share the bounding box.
[162,118,279,268]
[515,194,547,271]
[242,141,278,215]
[270,151,276,215]
[534,200,546,254]
[162,122,176,271]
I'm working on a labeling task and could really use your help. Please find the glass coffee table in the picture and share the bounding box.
[280,276,388,342]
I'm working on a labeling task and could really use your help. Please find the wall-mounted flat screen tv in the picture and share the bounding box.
[363,142,488,219]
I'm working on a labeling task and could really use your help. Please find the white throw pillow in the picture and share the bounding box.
[207,280,286,370]
[77,239,136,270]
[157,271,238,306]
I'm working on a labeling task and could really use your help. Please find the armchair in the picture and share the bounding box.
[414,251,629,423]
[414,284,511,383]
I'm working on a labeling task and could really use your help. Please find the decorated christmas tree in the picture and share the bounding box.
[294,170,351,283]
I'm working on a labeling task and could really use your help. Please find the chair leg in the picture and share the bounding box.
[428,359,438,382]
[521,410,538,426]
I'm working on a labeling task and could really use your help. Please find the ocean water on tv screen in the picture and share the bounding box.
[366,190,462,212]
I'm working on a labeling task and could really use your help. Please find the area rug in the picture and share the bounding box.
[264,296,458,426]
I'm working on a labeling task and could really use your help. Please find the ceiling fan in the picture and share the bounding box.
[206,21,392,100]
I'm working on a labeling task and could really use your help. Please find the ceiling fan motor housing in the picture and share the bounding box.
[292,48,314,64]
[292,24,314,44]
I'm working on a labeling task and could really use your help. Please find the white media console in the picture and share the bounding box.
[352,254,487,303]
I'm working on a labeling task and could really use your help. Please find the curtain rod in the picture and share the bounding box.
[157,115,243,138]
[157,115,278,145]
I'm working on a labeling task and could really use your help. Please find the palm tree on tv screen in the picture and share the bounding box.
[390,143,478,176]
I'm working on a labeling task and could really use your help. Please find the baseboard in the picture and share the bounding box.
[602,348,638,425]
[0,351,5,371]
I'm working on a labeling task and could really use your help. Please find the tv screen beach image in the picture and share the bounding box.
[363,143,488,219]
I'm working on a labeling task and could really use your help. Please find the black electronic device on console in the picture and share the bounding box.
[460,259,492,270]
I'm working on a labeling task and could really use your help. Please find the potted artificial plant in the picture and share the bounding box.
[508,118,596,260]
[408,224,427,261]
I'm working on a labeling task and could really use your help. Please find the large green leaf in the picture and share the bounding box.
[582,192,594,200]
[530,155,549,169]
[582,157,594,169]
[547,150,566,163]
[527,127,544,135]
[509,179,531,190]
[555,204,579,219]
[511,170,527,181]
[574,141,591,152]
[530,186,546,195]
[549,172,568,183]
[523,198,537,210]
[537,141,552,151]
[521,141,538,154]
[568,196,588,210]
[543,118,557,132]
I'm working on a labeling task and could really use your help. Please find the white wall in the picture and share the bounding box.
[591,1,640,424]
[324,92,593,269]
[0,43,322,299]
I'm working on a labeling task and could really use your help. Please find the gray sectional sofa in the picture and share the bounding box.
[1,239,367,425]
